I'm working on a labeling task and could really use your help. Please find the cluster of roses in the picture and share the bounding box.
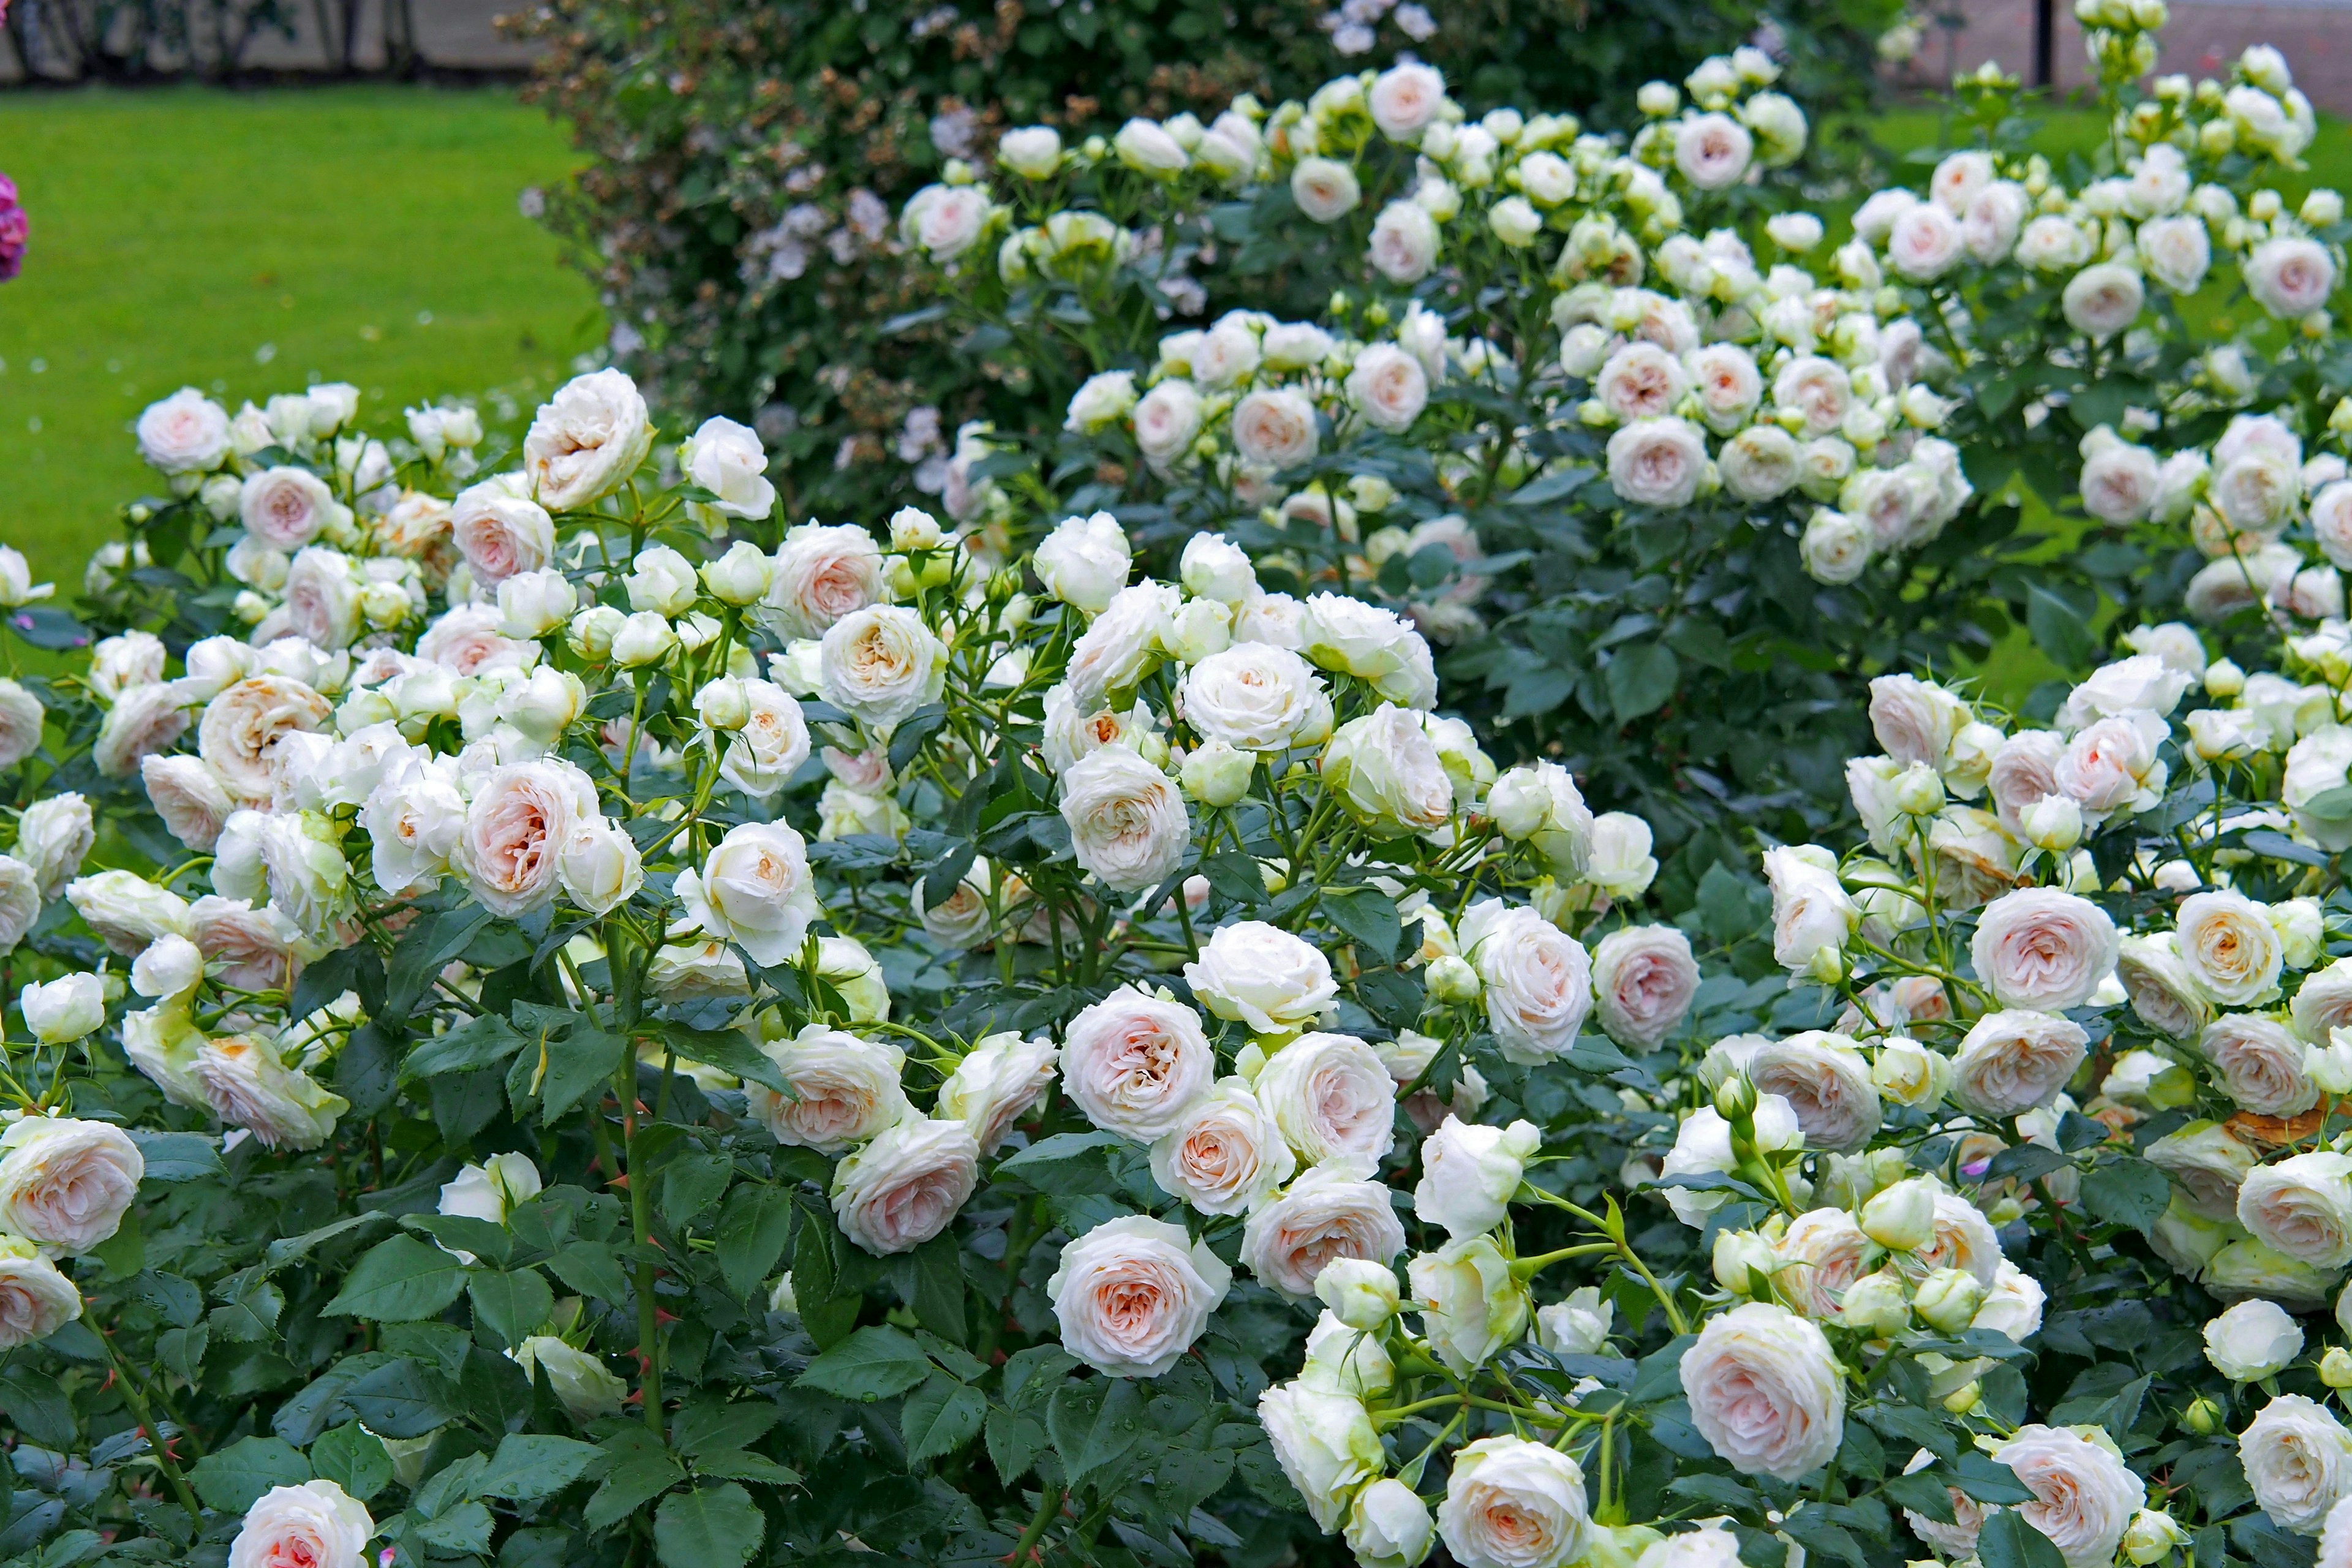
[1689,619,2352,1564]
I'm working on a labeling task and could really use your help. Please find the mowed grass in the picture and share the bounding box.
[0,85,603,587]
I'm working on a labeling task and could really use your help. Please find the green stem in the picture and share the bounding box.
[1009,1484,1065,1564]
[100,1329,203,1521]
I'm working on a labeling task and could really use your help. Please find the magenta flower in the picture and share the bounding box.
[0,175,24,282]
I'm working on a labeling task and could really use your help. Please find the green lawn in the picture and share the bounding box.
[0,85,603,587]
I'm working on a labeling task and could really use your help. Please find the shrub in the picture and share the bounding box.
[510,0,1906,527]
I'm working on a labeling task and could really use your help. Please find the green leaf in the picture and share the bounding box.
[984,1407,1045,1482]
[386,906,494,1016]
[1605,641,1679,722]
[2024,581,2097,671]
[309,1423,394,1504]
[468,1269,556,1348]
[1047,1378,1147,1492]
[1884,1470,1958,1523]
[477,1434,601,1501]
[715,1185,796,1302]
[796,1325,931,1401]
[1978,1509,2068,1568]
[1321,884,1403,962]
[654,1483,766,1568]
[540,1027,630,1121]
[125,1129,224,1182]
[661,1150,735,1231]
[0,1364,73,1446]
[2082,1156,2172,1233]
[189,1435,311,1513]
[656,1024,790,1093]
[342,1359,456,1439]
[675,1402,782,1458]
[586,1433,686,1532]
[689,1449,801,1486]
[324,1235,468,1321]
[401,1013,526,1081]
[412,1500,496,1555]
[548,1242,632,1304]
[900,1374,986,1464]
[893,1234,967,1345]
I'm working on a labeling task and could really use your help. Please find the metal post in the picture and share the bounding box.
[2034,0,2056,87]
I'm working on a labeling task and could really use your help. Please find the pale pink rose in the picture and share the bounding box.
[451,759,601,916]
[240,467,336,552]
[2246,237,2338,320]
[197,676,333,804]
[450,480,556,587]
[143,755,235,851]
[829,1117,980,1256]
[1253,1032,1397,1166]
[1596,342,1689,423]
[761,522,888,641]
[417,604,534,676]
[2056,714,2162,815]
[745,1025,910,1153]
[1231,389,1321,471]
[1951,1010,2088,1117]
[95,684,191,780]
[1679,1301,1844,1481]
[1992,1426,2140,1568]
[1987,730,2065,834]
[1592,925,1698,1049]
[1970,888,2120,1011]
[1773,1207,1871,1319]
[2202,1014,2320,1116]
[1240,1159,1408,1300]
[1061,985,1216,1140]
[1049,1214,1231,1376]
[228,1481,374,1568]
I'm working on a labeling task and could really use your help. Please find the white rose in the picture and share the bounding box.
[1151,1078,1296,1215]
[1460,901,1593,1065]
[1951,1009,2090,1117]
[137,387,232,474]
[818,605,946,736]
[2081,440,2163,524]
[1439,1436,1592,1568]
[438,1152,542,1228]
[0,678,45,773]
[676,821,820,968]
[742,1025,908,1153]
[196,1035,347,1151]
[1292,157,1363,223]
[448,758,598,917]
[1299,593,1436,707]
[2177,890,2285,1006]
[1586,812,1657,899]
[1065,370,1137,433]
[1414,1116,1540,1240]
[20,973,103,1045]
[2138,214,2212,293]
[1772,1207,1872,1319]
[1133,380,1205,471]
[1062,985,1216,1139]
[198,676,333,805]
[762,522,888,641]
[1996,1425,2143,1567]
[67,870,194,957]
[2062,262,2146,339]
[829,1116,979,1257]
[1681,1300,1844,1482]
[1321,704,1456,837]
[679,415,775,519]
[0,1234,81,1349]
[1536,1285,1615,1355]
[2207,1298,2305,1382]
[1179,533,1257,603]
[1257,1031,1399,1167]
[1049,1214,1231,1376]
[1675,112,1752,189]
[511,1335,628,1421]
[1719,425,1801,501]
[1606,417,1708,508]
[2247,237,2338,320]
[1971,888,2120,1011]
[1035,511,1133,615]
[228,1482,374,1568]
[936,1032,1058,1155]
[1592,925,1698,1049]
[1762,845,1855,974]
[2245,1395,2352,1535]
[1242,1158,1408,1300]
[1066,582,1177,712]
[1370,200,1441,283]
[0,1117,143,1254]
[2239,1152,2352,1268]
[2291,728,2352,851]
[1185,920,1336,1036]
[1370,60,1446,137]
[522,369,652,509]
[1749,1031,1880,1153]
[1259,1381,1384,1531]
[1659,1098,1803,1227]
[2204,1014,2320,1116]
[1887,202,1964,279]
[1349,1479,1436,1568]
[1179,643,1332,753]
[1058,747,1189,894]
[1348,344,1431,432]
[717,679,812,798]
[1410,1234,1532,1374]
